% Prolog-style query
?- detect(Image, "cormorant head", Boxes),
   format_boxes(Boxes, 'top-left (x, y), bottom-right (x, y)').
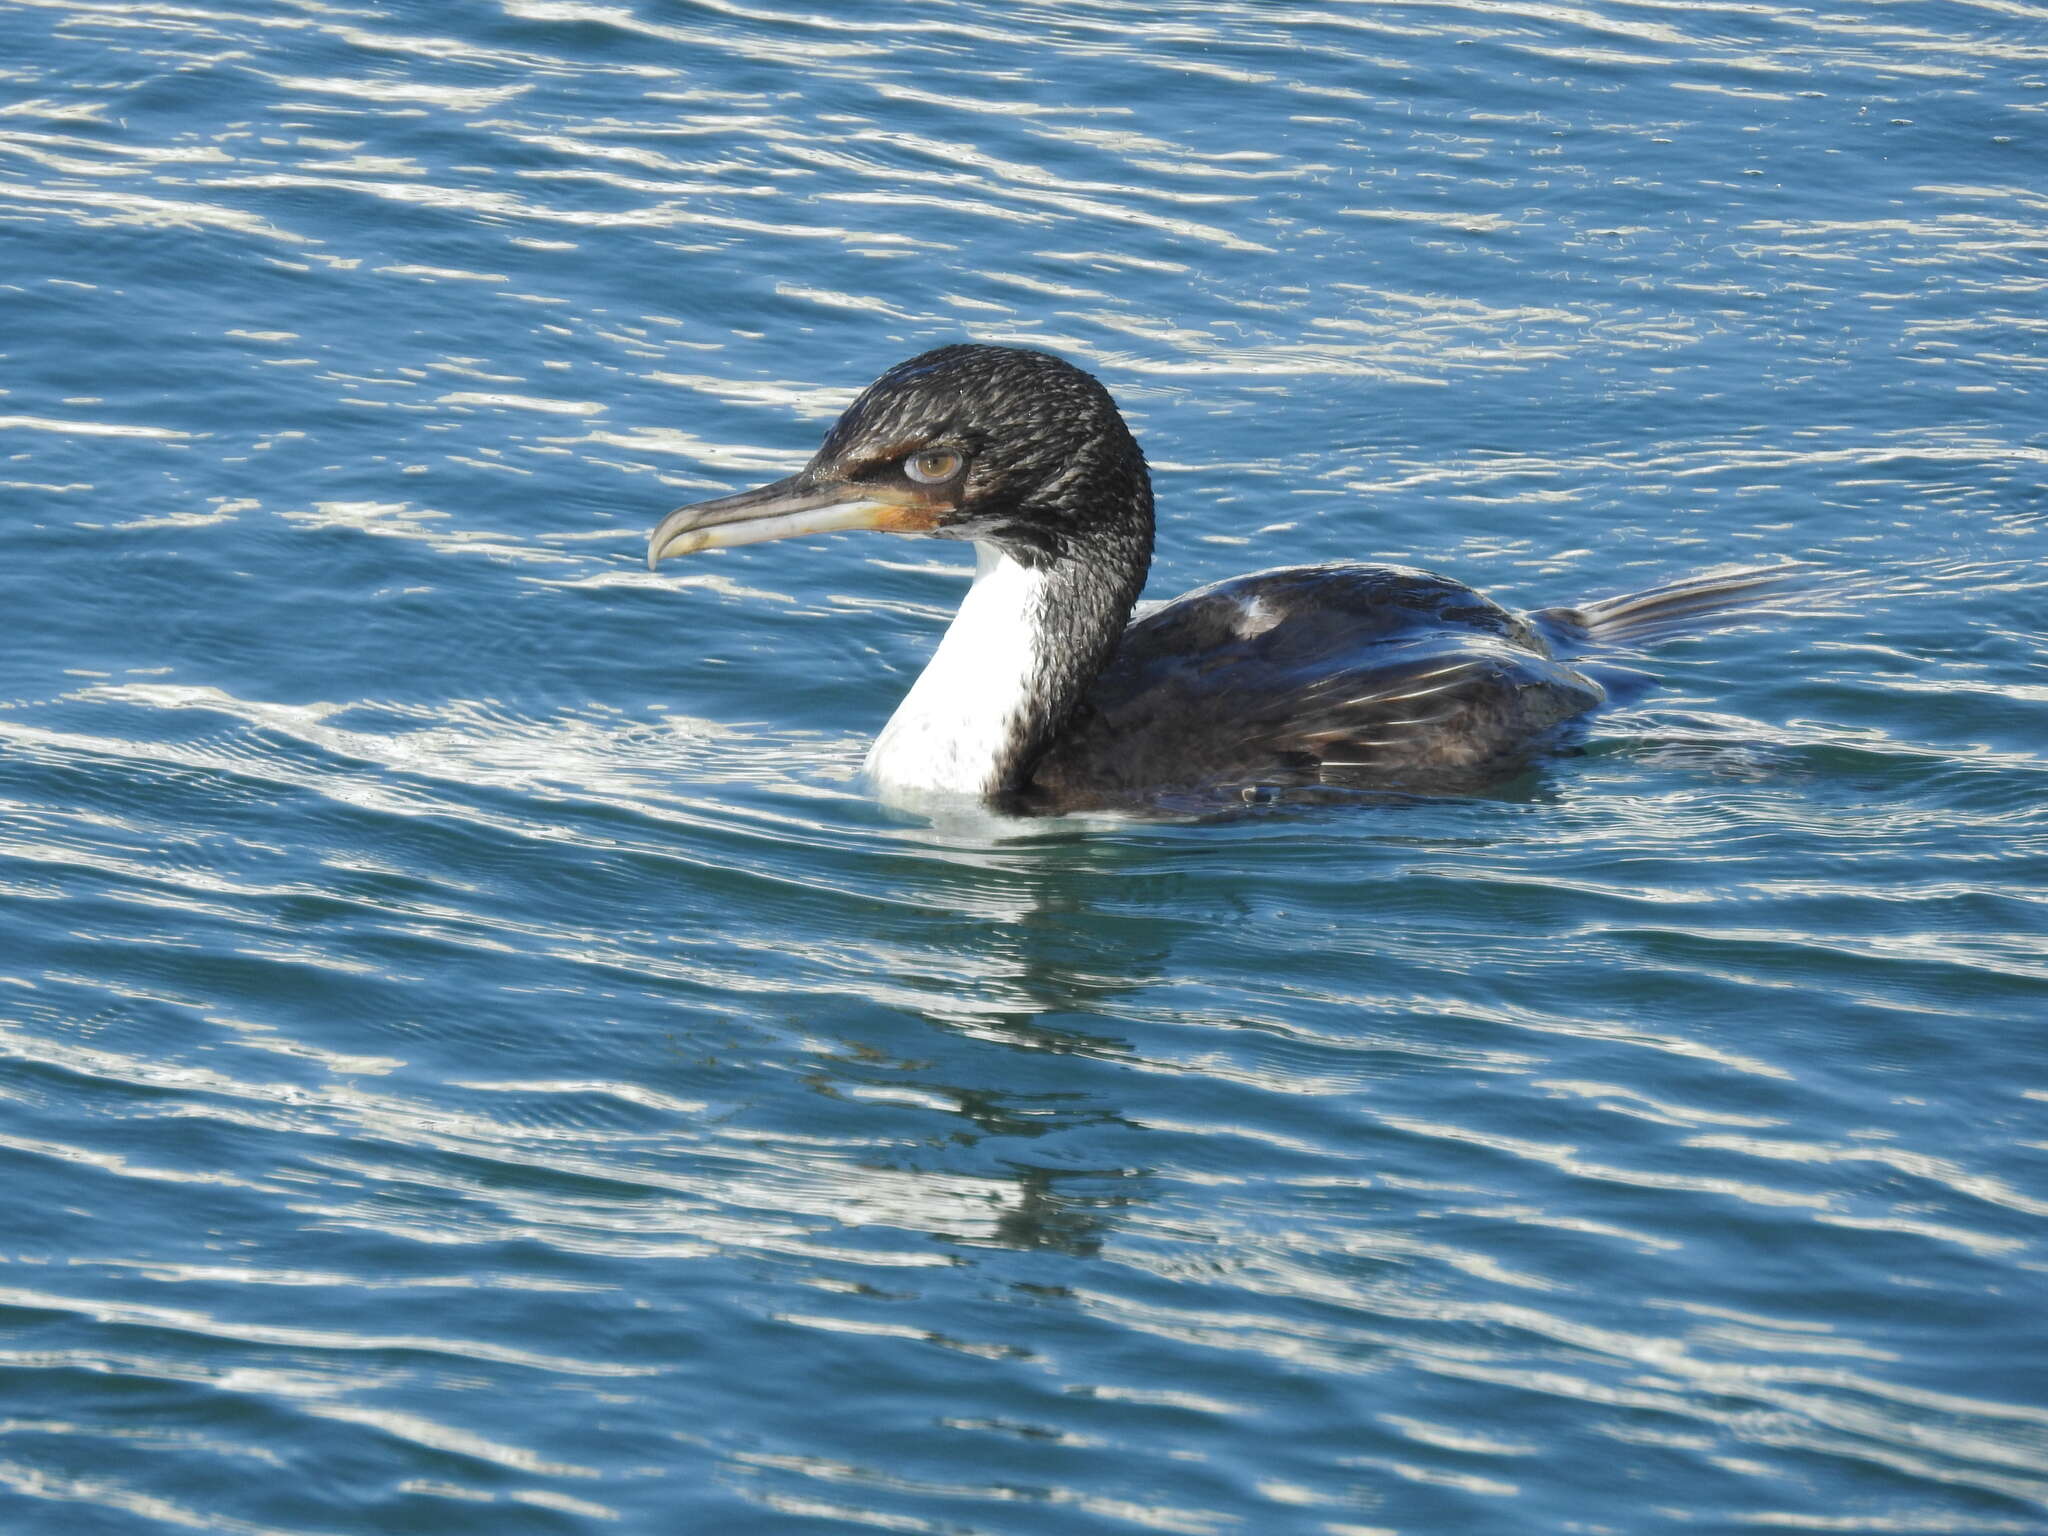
top-left (647, 344), bottom-right (1154, 573)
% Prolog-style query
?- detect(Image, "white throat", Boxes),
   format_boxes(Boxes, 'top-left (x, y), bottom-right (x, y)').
top-left (864, 543), bottom-right (1050, 799)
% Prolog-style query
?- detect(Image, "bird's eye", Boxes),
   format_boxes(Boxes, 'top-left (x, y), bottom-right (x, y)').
top-left (903, 449), bottom-right (964, 485)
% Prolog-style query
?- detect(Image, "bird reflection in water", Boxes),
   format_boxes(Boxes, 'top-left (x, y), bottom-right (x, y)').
top-left (785, 839), bottom-right (1184, 1258)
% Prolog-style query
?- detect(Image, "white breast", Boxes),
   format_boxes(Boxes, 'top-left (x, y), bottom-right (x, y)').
top-left (864, 544), bottom-right (1049, 799)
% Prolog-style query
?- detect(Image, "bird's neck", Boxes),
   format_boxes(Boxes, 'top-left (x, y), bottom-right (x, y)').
top-left (864, 539), bottom-right (1139, 802)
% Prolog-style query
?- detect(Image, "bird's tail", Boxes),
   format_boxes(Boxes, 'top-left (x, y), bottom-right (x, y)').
top-left (1529, 564), bottom-right (1837, 654)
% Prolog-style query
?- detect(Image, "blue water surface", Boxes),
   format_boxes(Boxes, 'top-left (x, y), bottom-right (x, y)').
top-left (3, 1), bottom-right (2046, 1532)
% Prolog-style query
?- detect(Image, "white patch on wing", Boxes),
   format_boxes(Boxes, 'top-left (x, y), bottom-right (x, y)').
top-left (864, 543), bottom-right (1047, 799)
top-left (1235, 593), bottom-right (1283, 639)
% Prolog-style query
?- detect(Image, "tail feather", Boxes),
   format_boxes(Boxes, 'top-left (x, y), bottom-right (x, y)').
top-left (1531, 564), bottom-right (1837, 653)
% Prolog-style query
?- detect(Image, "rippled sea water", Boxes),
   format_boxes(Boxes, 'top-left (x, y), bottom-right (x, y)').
top-left (4, 2), bottom-right (2047, 1532)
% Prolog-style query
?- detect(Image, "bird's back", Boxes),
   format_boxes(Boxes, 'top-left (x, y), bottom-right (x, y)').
top-left (1021, 563), bottom-right (1606, 810)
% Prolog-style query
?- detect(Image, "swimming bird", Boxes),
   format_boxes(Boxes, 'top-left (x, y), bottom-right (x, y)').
top-left (647, 344), bottom-right (1799, 815)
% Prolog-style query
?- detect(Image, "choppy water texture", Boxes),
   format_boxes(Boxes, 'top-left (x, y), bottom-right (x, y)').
top-left (4, 1), bottom-right (2047, 1531)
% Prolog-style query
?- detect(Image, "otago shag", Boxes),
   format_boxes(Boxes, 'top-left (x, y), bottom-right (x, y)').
top-left (647, 344), bottom-right (1801, 815)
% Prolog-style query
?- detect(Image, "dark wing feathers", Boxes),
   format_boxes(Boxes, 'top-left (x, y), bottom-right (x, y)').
top-left (1027, 564), bottom-right (1605, 807)
top-left (1013, 559), bottom-right (1827, 812)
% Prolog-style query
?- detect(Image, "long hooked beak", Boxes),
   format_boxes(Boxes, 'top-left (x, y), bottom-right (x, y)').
top-left (646, 474), bottom-right (941, 569)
